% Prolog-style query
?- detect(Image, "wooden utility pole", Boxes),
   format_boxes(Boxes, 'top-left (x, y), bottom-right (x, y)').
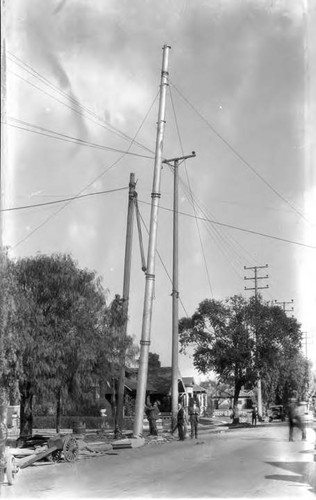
top-left (115, 173), bottom-right (136, 438)
top-left (133, 45), bottom-right (171, 437)
top-left (244, 265), bottom-right (269, 420)
top-left (163, 152), bottom-right (196, 430)
top-left (274, 299), bottom-right (294, 316)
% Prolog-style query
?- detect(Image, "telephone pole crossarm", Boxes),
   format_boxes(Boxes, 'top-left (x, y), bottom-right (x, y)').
top-left (274, 299), bottom-right (294, 314)
top-left (162, 151), bottom-right (196, 166)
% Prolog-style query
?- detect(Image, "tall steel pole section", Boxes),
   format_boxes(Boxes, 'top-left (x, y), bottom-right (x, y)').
top-left (133, 45), bottom-right (171, 436)
top-left (115, 173), bottom-right (136, 437)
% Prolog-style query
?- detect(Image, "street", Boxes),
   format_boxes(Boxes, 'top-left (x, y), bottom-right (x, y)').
top-left (1, 422), bottom-right (315, 499)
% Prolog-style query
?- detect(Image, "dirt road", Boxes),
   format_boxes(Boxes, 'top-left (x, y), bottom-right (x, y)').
top-left (1, 423), bottom-right (315, 498)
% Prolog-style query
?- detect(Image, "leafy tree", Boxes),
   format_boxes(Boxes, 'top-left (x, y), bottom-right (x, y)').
top-left (148, 352), bottom-right (161, 370)
top-left (0, 249), bottom-right (20, 407)
top-left (6, 253), bottom-right (126, 434)
top-left (9, 254), bottom-right (108, 434)
top-left (179, 294), bottom-right (303, 421)
top-left (263, 351), bottom-right (312, 407)
top-left (2, 252), bottom-right (140, 434)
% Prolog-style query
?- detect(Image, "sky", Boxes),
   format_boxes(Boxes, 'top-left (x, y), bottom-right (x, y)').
top-left (2, 0), bottom-right (316, 380)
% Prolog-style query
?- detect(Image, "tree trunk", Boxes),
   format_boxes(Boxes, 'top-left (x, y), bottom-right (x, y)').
top-left (19, 382), bottom-right (34, 436)
top-left (56, 388), bottom-right (61, 434)
top-left (232, 380), bottom-right (243, 425)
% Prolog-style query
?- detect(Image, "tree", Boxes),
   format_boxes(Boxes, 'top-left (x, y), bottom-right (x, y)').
top-left (263, 351), bottom-right (312, 407)
top-left (1, 252), bottom-right (140, 435)
top-left (8, 254), bottom-right (111, 434)
top-left (179, 294), bottom-right (303, 422)
top-left (148, 352), bottom-right (161, 370)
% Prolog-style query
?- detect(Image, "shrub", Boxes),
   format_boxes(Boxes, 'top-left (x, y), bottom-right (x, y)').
top-left (33, 415), bottom-right (115, 429)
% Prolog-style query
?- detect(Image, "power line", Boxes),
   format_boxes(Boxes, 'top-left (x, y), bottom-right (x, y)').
top-left (168, 85), bottom-right (213, 298)
top-left (3, 118), bottom-right (155, 160)
top-left (7, 52), bottom-right (155, 155)
top-left (1, 187), bottom-right (128, 212)
top-left (138, 200), bottom-right (316, 249)
top-left (137, 206), bottom-right (189, 317)
top-left (170, 81), bottom-right (311, 226)
top-left (11, 93), bottom-right (158, 249)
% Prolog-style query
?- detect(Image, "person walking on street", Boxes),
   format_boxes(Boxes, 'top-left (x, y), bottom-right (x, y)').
top-left (189, 401), bottom-right (200, 439)
top-left (252, 406), bottom-right (258, 426)
top-left (288, 398), bottom-right (306, 441)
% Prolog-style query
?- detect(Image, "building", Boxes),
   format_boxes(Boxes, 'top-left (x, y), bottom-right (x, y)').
top-left (211, 388), bottom-right (254, 417)
top-left (182, 377), bottom-right (207, 415)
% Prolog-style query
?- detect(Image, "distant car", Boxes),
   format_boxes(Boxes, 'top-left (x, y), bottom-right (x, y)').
top-left (268, 405), bottom-right (286, 422)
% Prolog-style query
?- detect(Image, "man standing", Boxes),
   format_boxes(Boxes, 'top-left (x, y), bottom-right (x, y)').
top-left (171, 403), bottom-right (186, 441)
top-left (145, 400), bottom-right (160, 436)
top-left (189, 400), bottom-right (200, 439)
top-left (252, 406), bottom-right (258, 426)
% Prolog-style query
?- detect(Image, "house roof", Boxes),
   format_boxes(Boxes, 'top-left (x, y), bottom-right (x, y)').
top-left (192, 384), bottom-right (207, 393)
top-left (182, 377), bottom-right (206, 393)
top-left (147, 367), bottom-right (185, 394)
top-left (182, 376), bottom-right (195, 387)
top-left (105, 366), bottom-right (188, 396)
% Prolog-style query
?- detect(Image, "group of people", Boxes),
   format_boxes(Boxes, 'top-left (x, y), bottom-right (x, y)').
top-left (145, 397), bottom-right (201, 440)
top-left (172, 399), bottom-right (200, 441)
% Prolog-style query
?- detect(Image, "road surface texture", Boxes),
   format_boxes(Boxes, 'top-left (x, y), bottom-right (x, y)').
top-left (1, 422), bottom-right (315, 499)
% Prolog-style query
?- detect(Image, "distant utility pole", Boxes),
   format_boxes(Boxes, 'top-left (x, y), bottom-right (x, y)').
top-left (274, 299), bottom-right (294, 316)
top-left (244, 265), bottom-right (269, 420)
top-left (302, 331), bottom-right (311, 359)
top-left (162, 152), bottom-right (196, 430)
top-left (115, 173), bottom-right (136, 438)
top-left (133, 44), bottom-right (171, 437)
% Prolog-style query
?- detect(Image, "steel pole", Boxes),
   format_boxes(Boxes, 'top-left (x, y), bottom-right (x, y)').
top-left (115, 173), bottom-right (136, 437)
top-left (133, 45), bottom-right (171, 436)
top-left (171, 160), bottom-right (179, 429)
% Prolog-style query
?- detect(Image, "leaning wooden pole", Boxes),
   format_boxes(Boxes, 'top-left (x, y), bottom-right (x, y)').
top-left (133, 45), bottom-right (171, 437)
top-left (115, 173), bottom-right (136, 437)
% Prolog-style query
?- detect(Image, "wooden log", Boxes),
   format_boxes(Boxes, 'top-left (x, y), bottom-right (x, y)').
top-left (18, 446), bottom-right (58, 469)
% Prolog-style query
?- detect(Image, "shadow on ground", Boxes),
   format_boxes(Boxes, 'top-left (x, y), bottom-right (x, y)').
top-left (265, 461), bottom-right (316, 494)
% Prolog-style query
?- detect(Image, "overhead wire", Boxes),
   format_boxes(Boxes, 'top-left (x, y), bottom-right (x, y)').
top-left (136, 206), bottom-right (189, 317)
top-left (4, 117), bottom-right (154, 160)
top-left (7, 51), bottom-right (155, 155)
top-left (11, 92), bottom-right (159, 249)
top-left (168, 85), bottom-right (256, 287)
top-left (177, 176), bottom-right (254, 275)
top-left (137, 200), bottom-right (316, 249)
top-left (1, 187), bottom-right (128, 212)
top-left (170, 81), bottom-right (311, 226)
top-left (168, 85), bottom-right (214, 298)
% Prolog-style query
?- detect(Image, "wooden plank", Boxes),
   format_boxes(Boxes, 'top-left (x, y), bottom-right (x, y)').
top-left (18, 446), bottom-right (58, 469)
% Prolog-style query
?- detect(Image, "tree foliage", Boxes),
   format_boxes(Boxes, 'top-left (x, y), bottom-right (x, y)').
top-left (0, 249), bottom-right (20, 406)
top-left (1, 252), bottom-right (138, 434)
top-left (179, 294), bottom-right (303, 409)
top-left (148, 352), bottom-right (161, 370)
